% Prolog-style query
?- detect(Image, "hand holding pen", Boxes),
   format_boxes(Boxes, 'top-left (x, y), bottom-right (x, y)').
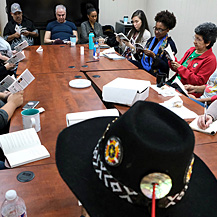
top-left (197, 102), bottom-right (213, 129)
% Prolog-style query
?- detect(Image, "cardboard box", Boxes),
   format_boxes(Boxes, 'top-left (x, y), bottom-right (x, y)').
top-left (102, 78), bottom-right (151, 106)
top-left (66, 108), bottom-right (119, 127)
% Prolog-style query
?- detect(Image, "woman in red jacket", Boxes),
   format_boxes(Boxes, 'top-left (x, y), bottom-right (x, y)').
top-left (170, 22), bottom-right (217, 90)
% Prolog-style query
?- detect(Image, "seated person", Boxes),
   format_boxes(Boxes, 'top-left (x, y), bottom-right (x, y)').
top-left (197, 99), bottom-right (217, 130)
top-left (184, 69), bottom-right (217, 103)
top-left (0, 59), bottom-right (16, 81)
top-left (116, 10), bottom-right (151, 60)
top-left (0, 36), bottom-right (13, 58)
top-left (80, 3), bottom-right (105, 44)
top-left (44, 4), bottom-right (78, 44)
top-left (0, 90), bottom-right (23, 169)
top-left (3, 3), bottom-right (39, 50)
top-left (131, 10), bottom-right (177, 77)
top-left (169, 22), bottom-right (217, 96)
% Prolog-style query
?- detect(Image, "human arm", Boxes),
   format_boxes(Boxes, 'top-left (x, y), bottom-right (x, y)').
top-left (176, 51), bottom-right (216, 85)
top-left (151, 38), bottom-right (177, 75)
top-left (22, 30), bottom-right (39, 38)
top-left (197, 100), bottom-right (217, 129)
top-left (44, 31), bottom-right (55, 44)
top-left (150, 39), bottom-right (177, 75)
top-left (80, 22), bottom-right (90, 44)
top-left (72, 30), bottom-right (78, 43)
top-left (0, 53), bottom-right (9, 62)
top-left (184, 84), bottom-right (205, 93)
top-left (1, 91), bottom-right (23, 121)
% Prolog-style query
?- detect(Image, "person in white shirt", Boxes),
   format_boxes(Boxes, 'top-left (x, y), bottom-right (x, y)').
top-left (116, 10), bottom-right (151, 60)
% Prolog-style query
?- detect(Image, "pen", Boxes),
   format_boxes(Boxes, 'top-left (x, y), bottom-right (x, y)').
top-left (86, 60), bottom-right (99, 63)
top-left (204, 101), bottom-right (207, 124)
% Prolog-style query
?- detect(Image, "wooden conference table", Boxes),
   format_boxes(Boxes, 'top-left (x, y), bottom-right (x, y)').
top-left (0, 45), bottom-right (216, 216)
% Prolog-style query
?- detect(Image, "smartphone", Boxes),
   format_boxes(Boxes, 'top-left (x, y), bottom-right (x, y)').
top-left (22, 101), bottom-right (39, 110)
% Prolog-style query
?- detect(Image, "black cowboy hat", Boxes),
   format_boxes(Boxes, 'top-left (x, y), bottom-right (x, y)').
top-left (56, 101), bottom-right (217, 217)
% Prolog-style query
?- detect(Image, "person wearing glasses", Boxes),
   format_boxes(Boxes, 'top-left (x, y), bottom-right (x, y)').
top-left (131, 10), bottom-right (177, 76)
top-left (116, 10), bottom-right (151, 60)
top-left (169, 22), bottom-right (217, 97)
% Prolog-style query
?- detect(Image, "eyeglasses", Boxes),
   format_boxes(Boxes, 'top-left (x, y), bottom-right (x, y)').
top-left (193, 36), bottom-right (203, 42)
top-left (153, 26), bottom-right (167, 33)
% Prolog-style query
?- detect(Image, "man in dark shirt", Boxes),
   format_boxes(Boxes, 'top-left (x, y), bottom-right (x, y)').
top-left (3, 3), bottom-right (39, 49)
top-left (44, 4), bottom-right (78, 44)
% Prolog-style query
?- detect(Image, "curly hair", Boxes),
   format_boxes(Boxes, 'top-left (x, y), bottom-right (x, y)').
top-left (195, 22), bottom-right (217, 49)
top-left (155, 10), bottom-right (176, 30)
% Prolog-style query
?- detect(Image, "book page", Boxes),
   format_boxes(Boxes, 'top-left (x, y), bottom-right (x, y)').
top-left (0, 128), bottom-right (41, 155)
top-left (0, 75), bottom-right (16, 90)
top-left (14, 40), bottom-right (29, 52)
top-left (7, 69), bottom-right (35, 94)
top-left (104, 53), bottom-right (125, 60)
top-left (164, 44), bottom-right (175, 61)
top-left (6, 51), bottom-right (25, 64)
top-left (172, 77), bottom-right (189, 97)
top-left (189, 117), bottom-right (217, 135)
top-left (115, 33), bottom-right (129, 42)
top-left (6, 145), bottom-right (50, 168)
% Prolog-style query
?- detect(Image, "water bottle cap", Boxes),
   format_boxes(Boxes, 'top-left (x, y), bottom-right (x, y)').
top-left (5, 190), bottom-right (17, 200)
top-left (95, 42), bottom-right (98, 45)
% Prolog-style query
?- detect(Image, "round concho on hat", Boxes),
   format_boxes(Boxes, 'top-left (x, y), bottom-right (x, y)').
top-left (104, 136), bottom-right (123, 166)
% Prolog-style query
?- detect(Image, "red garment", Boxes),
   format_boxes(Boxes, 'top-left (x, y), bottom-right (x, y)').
top-left (177, 47), bottom-right (216, 85)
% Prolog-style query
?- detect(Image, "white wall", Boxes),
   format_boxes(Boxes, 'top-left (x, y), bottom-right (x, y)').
top-left (0, 0), bottom-right (7, 35)
top-left (99, 0), bottom-right (147, 28)
top-left (146, 0), bottom-right (217, 59)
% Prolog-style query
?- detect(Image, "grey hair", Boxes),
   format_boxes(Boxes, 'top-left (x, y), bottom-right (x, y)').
top-left (195, 22), bottom-right (217, 49)
top-left (55, 5), bottom-right (66, 13)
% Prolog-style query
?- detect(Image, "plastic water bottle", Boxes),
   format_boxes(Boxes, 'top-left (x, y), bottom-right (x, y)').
top-left (89, 32), bottom-right (94, 50)
top-left (93, 42), bottom-right (100, 59)
top-left (1, 190), bottom-right (27, 217)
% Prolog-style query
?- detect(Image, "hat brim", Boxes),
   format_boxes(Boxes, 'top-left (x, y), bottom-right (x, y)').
top-left (56, 117), bottom-right (217, 217)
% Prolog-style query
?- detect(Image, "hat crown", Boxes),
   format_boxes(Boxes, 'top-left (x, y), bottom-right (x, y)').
top-left (99, 101), bottom-right (195, 196)
top-left (11, 3), bottom-right (22, 13)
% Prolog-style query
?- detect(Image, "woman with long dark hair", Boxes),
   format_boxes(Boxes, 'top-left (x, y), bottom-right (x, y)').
top-left (116, 10), bottom-right (151, 60)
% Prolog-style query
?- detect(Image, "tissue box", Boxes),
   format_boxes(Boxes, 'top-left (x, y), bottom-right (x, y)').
top-left (102, 77), bottom-right (151, 106)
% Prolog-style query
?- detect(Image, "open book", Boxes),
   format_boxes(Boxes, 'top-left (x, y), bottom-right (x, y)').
top-left (134, 43), bottom-right (145, 52)
top-left (6, 51), bottom-right (25, 64)
top-left (66, 109), bottom-right (119, 127)
top-left (189, 117), bottom-right (217, 135)
top-left (0, 128), bottom-right (50, 168)
top-left (164, 44), bottom-right (175, 61)
top-left (14, 40), bottom-right (29, 52)
top-left (0, 69), bottom-right (35, 93)
top-left (115, 33), bottom-right (130, 42)
top-left (171, 77), bottom-right (189, 97)
top-left (104, 53), bottom-right (125, 60)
